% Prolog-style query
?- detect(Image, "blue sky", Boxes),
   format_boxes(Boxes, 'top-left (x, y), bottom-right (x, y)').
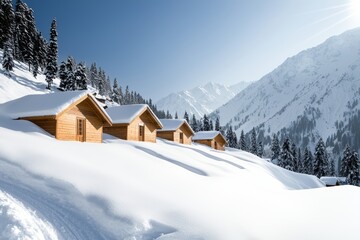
top-left (26, 0), bottom-right (360, 101)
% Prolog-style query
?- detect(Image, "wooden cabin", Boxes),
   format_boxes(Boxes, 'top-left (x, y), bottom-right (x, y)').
top-left (192, 131), bottom-right (227, 151)
top-left (4, 91), bottom-right (112, 143)
top-left (320, 177), bottom-right (346, 187)
top-left (104, 104), bottom-right (163, 142)
top-left (157, 119), bottom-right (194, 144)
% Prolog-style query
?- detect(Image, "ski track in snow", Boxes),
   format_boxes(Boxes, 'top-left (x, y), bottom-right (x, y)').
top-left (0, 159), bottom-right (120, 240)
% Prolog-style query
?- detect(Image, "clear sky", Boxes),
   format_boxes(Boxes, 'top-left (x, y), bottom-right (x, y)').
top-left (25, 0), bottom-right (360, 101)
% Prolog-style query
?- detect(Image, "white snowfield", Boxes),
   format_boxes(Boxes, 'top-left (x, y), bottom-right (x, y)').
top-left (1, 52), bottom-right (360, 240)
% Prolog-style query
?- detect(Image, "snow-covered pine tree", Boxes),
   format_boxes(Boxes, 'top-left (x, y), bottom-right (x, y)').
top-left (111, 78), bottom-right (121, 104)
top-left (89, 63), bottom-right (98, 87)
top-left (58, 61), bottom-right (67, 90)
top-left (348, 151), bottom-right (360, 186)
top-left (279, 138), bottom-right (294, 171)
top-left (23, 6), bottom-right (36, 70)
top-left (303, 147), bottom-right (311, 174)
top-left (45, 19), bottom-right (58, 90)
top-left (65, 56), bottom-right (75, 90)
top-left (250, 128), bottom-right (257, 155)
top-left (14, 0), bottom-right (27, 61)
top-left (166, 110), bottom-right (172, 119)
top-left (37, 33), bottom-right (47, 70)
top-left (339, 145), bottom-right (359, 185)
top-left (74, 63), bottom-right (87, 90)
top-left (226, 126), bottom-right (237, 148)
top-left (257, 141), bottom-right (263, 158)
top-left (239, 130), bottom-right (247, 151)
top-left (32, 32), bottom-right (41, 78)
top-left (124, 85), bottom-right (130, 103)
top-left (190, 114), bottom-right (198, 132)
top-left (2, 39), bottom-right (15, 76)
top-left (291, 143), bottom-right (298, 172)
top-left (270, 134), bottom-right (281, 162)
top-left (215, 117), bottom-right (220, 131)
top-left (203, 114), bottom-right (210, 131)
top-left (0, 0), bottom-right (15, 49)
top-left (313, 138), bottom-right (327, 178)
top-left (329, 158), bottom-right (336, 176)
top-left (209, 119), bottom-right (214, 130)
top-left (297, 148), bottom-right (303, 173)
top-left (184, 111), bottom-right (189, 123)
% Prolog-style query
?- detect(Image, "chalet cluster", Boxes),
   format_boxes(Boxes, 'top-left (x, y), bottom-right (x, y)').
top-left (4, 91), bottom-right (226, 150)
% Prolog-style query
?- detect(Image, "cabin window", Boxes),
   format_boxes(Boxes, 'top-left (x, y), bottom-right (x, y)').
top-left (76, 118), bottom-right (86, 142)
top-left (139, 125), bottom-right (145, 141)
top-left (180, 132), bottom-right (184, 144)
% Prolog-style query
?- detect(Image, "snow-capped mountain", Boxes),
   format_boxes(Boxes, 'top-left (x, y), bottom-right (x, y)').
top-left (215, 27), bottom-right (360, 149)
top-left (156, 81), bottom-right (251, 118)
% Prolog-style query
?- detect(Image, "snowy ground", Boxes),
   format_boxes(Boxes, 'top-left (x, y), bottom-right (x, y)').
top-left (1, 55), bottom-right (360, 240)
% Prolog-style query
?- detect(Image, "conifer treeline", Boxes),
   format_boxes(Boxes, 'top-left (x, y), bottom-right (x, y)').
top-left (1, 0), bottom-right (49, 78)
top-left (0, 0), bottom-right (170, 118)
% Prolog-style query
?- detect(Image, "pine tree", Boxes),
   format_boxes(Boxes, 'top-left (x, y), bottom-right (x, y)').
top-left (14, 0), bottom-right (27, 61)
top-left (257, 141), bottom-right (263, 158)
top-left (279, 138), bottom-right (294, 171)
top-left (45, 19), bottom-right (58, 90)
top-left (0, 0), bottom-right (15, 49)
top-left (191, 114), bottom-right (198, 132)
top-left (203, 114), bottom-right (210, 131)
top-left (74, 63), bottom-right (87, 90)
top-left (239, 130), bottom-right (247, 151)
top-left (226, 126), bottom-right (237, 148)
top-left (23, 6), bottom-right (36, 70)
top-left (32, 33), bottom-right (41, 78)
top-left (2, 39), bottom-right (15, 76)
top-left (313, 138), bottom-right (327, 178)
top-left (297, 148), bottom-right (303, 173)
top-left (175, 112), bottom-right (178, 119)
top-left (111, 78), bottom-right (121, 104)
top-left (291, 143), bottom-right (298, 172)
top-left (329, 158), bottom-right (336, 176)
top-left (184, 111), bottom-right (189, 123)
top-left (270, 134), bottom-right (281, 162)
top-left (58, 61), bottom-right (67, 90)
top-left (250, 128), bottom-right (257, 155)
top-left (209, 119), bottom-right (214, 130)
top-left (37, 33), bottom-right (47, 70)
top-left (339, 145), bottom-right (360, 185)
top-left (303, 147), bottom-right (312, 174)
top-left (215, 117), bottom-right (220, 131)
top-left (65, 56), bottom-right (75, 90)
top-left (348, 151), bottom-right (360, 185)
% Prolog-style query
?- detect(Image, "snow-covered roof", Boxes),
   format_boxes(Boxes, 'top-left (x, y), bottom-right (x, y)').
top-left (192, 131), bottom-right (225, 141)
top-left (106, 104), bottom-right (162, 128)
top-left (0, 91), bottom-right (112, 124)
top-left (320, 177), bottom-right (340, 186)
top-left (157, 119), bottom-right (194, 134)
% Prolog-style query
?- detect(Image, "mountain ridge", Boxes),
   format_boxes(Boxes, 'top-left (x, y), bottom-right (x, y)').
top-left (156, 81), bottom-right (251, 118)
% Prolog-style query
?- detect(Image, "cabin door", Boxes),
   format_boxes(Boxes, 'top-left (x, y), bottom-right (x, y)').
top-left (76, 118), bottom-right (86, 142)
top-left (139, 125), bottom-right (145, 141)
top-left (214, 141), bottom-right (218, 150)
top-left (179, 132), bottom-right (184, 144)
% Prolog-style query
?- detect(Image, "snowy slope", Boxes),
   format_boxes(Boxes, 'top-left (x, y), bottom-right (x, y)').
top-left (1, 50), bottom-right (360, 240)
top-left (0, 190), bottom-right (57, 240)
top-left (156, 81), bottom-right (251, 118)
top-left (215, 27), bottom-right (360, 141)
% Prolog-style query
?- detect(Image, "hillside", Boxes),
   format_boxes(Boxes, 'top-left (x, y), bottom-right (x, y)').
top-left (214, 27), bottom-right (360, 150)
top-left (156, 81), bottom-right (251, 118)
top-left (1, 56), bottom-right (360, 240)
